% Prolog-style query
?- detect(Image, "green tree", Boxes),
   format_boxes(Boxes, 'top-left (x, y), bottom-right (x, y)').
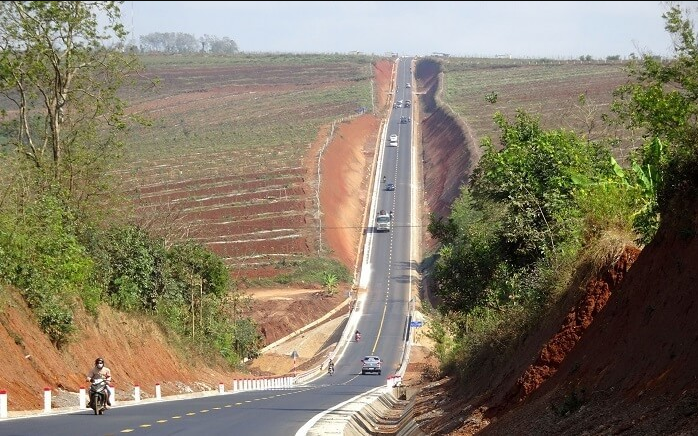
top-left (611, 5), bottom-right (698, 217)
top-left (98, 225), bottom-right (167, 312)
top-left (0, 1), bottom-right (143, 216)
top-left (167, 241), bottom-right (230, 338)
top-left (471, 110), bottom-right (614, 266)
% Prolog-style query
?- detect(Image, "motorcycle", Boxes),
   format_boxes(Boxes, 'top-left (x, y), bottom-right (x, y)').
top-left (88, 378), bottom-right (110, 415)
top-left (355, 332), bottom-right (361, 342)
top-left (327, 365), bottom-right (335, 376)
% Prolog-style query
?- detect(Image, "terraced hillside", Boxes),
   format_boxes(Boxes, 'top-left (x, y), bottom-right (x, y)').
top-left (112, 54), bottom-right (391, 280)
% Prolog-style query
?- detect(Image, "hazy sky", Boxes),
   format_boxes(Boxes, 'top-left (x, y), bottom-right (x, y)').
top-left (123, 1), bottom-right (678, 59)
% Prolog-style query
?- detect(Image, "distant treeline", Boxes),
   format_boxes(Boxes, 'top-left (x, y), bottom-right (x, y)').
top-left (138, 32), bottom-right (239, 54)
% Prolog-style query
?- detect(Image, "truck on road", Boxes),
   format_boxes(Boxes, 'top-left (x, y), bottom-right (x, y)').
top-left (376, 209), bottom-right (391, 232)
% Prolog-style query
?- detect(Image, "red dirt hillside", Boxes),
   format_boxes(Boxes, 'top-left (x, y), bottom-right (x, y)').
top-left (477, 206), bottom-right (698, 434)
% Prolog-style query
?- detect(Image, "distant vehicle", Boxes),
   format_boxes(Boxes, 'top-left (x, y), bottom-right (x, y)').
top-left (404, 100), bottom-right (411, 108)
top-left (386, 183), bottom-right (395, 191)
top-left (405, 83), bottom-right (411, 88)
top-left (389, 133), bottom-right (398, 146)
top-left (361, 355), bottom-right (383, 375)
top-left (375, 210), bottom-right (391, 232)
top-left (400, 116), bottom-right (411, 124)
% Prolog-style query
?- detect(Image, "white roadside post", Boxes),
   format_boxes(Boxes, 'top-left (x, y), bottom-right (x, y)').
top-left (79, 387), bottom-right (86, 409)
top-left (0, 389), bottom-right (7, 418)
top-left (43, 387), bottom-right (51, 413)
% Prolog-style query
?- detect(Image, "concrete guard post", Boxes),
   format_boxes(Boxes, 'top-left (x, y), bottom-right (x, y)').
top-left (0, 390), bottom-right (7, 418)
top-left (79, 387), bottom-right (86, 409)
top-left (43, 387), bottom-right (51, 413)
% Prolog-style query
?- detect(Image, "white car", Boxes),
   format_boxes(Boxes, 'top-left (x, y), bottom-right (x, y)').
top-left (389, 134), bottom-right (398, 142)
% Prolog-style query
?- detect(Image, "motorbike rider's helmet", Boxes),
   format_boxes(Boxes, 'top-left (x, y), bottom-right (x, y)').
top-left (95, 357), bottom-right (105, 366)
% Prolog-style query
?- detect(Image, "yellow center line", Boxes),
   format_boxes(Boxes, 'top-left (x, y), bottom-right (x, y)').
top-left (372, 300), bottom-right (389, 354)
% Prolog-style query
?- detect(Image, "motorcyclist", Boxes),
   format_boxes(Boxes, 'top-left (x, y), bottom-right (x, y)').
top-left (355, 330), bottom-right (361, 341)
top-left (86, 357), bottom-right (112, 407)
top-left (327, 359), bottom-right (335, 374)
top-left (382, 175), bottom-right (386, 183)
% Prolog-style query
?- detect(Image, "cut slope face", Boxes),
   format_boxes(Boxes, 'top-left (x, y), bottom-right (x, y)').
top-left (478, 208), bottom-right (698, 435)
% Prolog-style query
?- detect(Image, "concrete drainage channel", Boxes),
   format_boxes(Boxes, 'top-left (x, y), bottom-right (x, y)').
top-left (298, 385), bottom-right (425, 436)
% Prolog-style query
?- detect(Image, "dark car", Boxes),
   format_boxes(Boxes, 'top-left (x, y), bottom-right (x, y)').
top-left (386, 183), bottom-right (395, 191)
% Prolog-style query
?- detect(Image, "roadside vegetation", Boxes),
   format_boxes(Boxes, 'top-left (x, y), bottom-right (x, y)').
top-left (424, 5), bottom-right (698, 380)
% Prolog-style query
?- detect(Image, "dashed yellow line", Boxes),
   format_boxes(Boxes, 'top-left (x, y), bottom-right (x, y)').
top-left (116, 389), bottom-right (320, 433)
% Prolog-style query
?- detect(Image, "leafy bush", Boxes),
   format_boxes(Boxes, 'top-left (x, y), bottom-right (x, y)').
top-left (37, 297), bottom-right (75, 348)
top-left (0, 194), bottom-right (94, 344)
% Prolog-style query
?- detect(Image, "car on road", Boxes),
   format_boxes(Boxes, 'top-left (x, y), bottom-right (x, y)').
top-left (400, 116), bottom-right (411, 124)
top-left (405, 83), bottom-right (411, 88)
top-left (361, 355), bottom-right (383, 375)
top-left (389, 134), bottom-right (398, 142)
top-left (386, 183), bottom-right (395, 191)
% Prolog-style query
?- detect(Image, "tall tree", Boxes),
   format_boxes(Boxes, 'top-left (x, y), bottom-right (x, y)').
top-left (0, 1), bottom-right (143, 215)
top-left (611, 4), bottom-right (698, 217)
